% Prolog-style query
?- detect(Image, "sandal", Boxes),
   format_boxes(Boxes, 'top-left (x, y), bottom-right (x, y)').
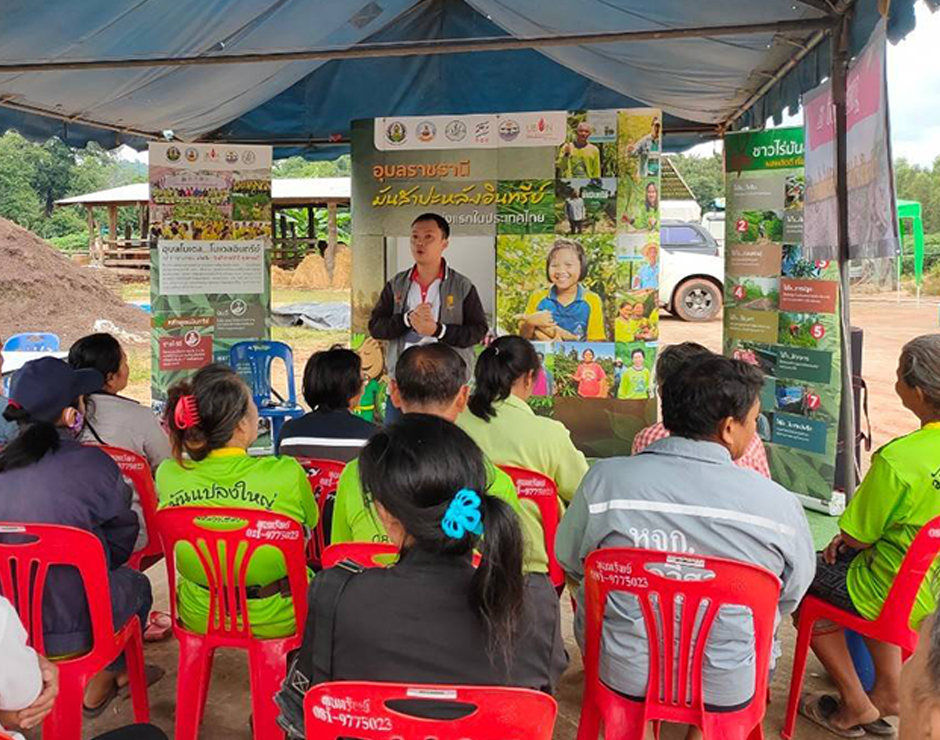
top-left (798, 694), bottom-right (866, 738)
top-left (143, 611), bottom-right (172, 642)
top-left (861, 718), bottom-right (896, 737)
top-left (82, 680), bottom-right (119, 719)
top-left (118, 663), bottom-right (166, 698)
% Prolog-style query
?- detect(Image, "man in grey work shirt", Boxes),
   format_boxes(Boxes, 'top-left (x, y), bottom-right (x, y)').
top-left (557, 355), bottom-right (815, 709)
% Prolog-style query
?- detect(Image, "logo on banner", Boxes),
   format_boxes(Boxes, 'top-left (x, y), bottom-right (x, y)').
top-left (242, 150), bottom-right (256, 165)
top-left (206, 148), bottom-right (220, 163)
top-left (230, 299), bottom-right (248, 317)
top-left (225, 151), bottom-right (239, 164)
top-left (498, 118), bottom-right (520, 142)
top-left (445, 120), bottom-right (467, 142)
top-left (185, 148), bottom-right (199, 163)
top-left (474, 121), bottom-right (491, 144)
top-left (524, 116), bottom-right (556, 142)
top-left (385, 121), bottom-right (407, 146)
top-left (166, 147), bottom-right (181, 163)
top-left (416, 121), bottom-right (436, 143)
top-left (184, 330), bottom-right (201, 347)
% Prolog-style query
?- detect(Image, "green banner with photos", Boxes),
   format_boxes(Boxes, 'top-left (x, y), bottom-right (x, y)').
top-left (723, 128), bottom-right (843, 510)
top-left (148, 143), bottom-right (273, 410)
top-left (351, 109), bottom-right (662, 457)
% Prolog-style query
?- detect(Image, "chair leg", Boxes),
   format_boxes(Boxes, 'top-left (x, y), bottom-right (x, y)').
top-left (42, 669), bottom-right (85, 740)
top-left (575, 696), bottom-right (602, 740)
top-left (175, 636), bottom-right (214, 740)
top-left (249, 644), bottom-right (288, 740)
top-left (782, 614), bottom-right (816, 740)
top-left (124, 622), bottom-right (151, 723)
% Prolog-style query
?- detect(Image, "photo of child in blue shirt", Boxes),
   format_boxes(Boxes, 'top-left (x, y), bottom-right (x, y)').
top-left (519, 239), bottom-right (606, 342)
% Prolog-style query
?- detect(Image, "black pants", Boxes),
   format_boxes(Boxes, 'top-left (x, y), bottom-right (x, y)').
top-left (92, 724), bottom-right (167, 740)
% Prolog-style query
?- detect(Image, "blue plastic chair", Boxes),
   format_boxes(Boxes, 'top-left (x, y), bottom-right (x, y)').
top-left (228, 340), bottom-right (304, 445)
top-left (3, 333), bottom-right (61, 352)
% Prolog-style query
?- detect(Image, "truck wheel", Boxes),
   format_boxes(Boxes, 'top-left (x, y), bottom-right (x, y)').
top-left (673, 278), bottom-right (722, 322)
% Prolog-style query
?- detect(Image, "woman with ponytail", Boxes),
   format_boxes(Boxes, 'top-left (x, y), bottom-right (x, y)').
top-left (278, 414), bottom-right (562, 737)
top-left (458, 335), bottom-right (588, 502)
top-left (156, 363), bottom-right (317, 637)
top-left (0, 358), bottom-right (155, 716)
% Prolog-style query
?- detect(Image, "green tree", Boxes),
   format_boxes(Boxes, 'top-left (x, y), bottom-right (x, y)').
top-left (273, 155), bottom-right (350, 178)
top-left (669, 153), bottom-right (723, 210)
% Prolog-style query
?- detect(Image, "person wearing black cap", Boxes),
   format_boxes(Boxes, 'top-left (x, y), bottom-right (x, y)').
top-left (0, 357), bottom-right (157, 716)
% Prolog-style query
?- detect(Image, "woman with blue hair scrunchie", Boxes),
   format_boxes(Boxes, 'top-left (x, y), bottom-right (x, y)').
top-left (280, 414), bottom-right (562, 737)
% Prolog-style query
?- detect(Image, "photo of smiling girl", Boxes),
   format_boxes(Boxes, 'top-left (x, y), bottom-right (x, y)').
top-left (518, 238), bottom-right (606, 342)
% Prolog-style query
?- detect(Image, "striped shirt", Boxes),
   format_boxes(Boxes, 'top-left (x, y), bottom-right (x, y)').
top-left (632, 421), bottom-right (771, 479)
top-left (276, 409), bottom-right (375, 463)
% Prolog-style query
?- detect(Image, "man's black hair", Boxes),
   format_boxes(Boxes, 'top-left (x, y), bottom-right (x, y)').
top-left (662, 356), bottom-right (764, 440)
top-left (631, 348), bottom-right (646, 358)
top-left (302, 348), bottom-right (362, 412)
top-left (655, 342), bottom-right (711, 390)
top-left (395, 343), bottom-right (467, 406)
top-left (412, 212), bottom-right (450, 239)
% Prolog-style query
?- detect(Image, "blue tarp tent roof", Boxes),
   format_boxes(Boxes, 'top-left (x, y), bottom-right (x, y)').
top-left (0, 0), bottom-right (926, 158)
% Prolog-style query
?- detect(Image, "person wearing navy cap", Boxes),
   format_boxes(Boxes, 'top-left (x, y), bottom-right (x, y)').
top-left (0, 358), bottom-right (159, 716)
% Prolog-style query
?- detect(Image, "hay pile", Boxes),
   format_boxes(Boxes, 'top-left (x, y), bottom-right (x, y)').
top-left (0, 217), bottom-right (150, 345)
top-left (331, 246), bottom-right (351, 289)
top-left (272, 247), bottom-right (351, 290)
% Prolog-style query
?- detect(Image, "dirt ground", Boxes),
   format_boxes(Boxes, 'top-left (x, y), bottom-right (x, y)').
top-left (65, 293), bottom-right (938, 740)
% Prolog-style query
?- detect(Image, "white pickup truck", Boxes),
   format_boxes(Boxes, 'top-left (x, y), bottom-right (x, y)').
top-left (659, 219), bottom-right (725, 322)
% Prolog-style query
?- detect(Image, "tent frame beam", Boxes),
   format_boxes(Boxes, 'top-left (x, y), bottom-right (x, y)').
top-left (0, 17), bottom-right (834, 74)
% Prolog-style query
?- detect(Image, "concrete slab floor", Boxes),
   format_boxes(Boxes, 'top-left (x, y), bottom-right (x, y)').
top-left (56, 565), bottom-right (891, 740)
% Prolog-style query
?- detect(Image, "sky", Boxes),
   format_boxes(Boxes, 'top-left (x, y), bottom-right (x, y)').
top-left (118, 3), bottom-right (939, 167)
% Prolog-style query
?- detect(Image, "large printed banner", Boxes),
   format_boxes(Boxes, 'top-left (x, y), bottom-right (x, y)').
top-left (352, 109), bottom-right (662, 456)
top-left (724, 128), bottom-right (844, 511)
top-left (802, 20), bottom-right (898, 260)
top-left (149, 143), bottom-right (273, 407)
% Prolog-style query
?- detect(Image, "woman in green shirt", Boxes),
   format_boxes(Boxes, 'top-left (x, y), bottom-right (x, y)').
top-left (457, 335), bottom-right (588, 503)
top-left (800, 335), bottom-right (940, 736)
top-left (157, 364), bottom-right (318, 638)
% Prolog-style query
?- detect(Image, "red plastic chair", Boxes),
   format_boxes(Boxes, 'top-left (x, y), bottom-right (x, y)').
top-left (0, 523), bottom-right (149, 740)
top-left (499, 464), bottom-right (564, 589)
top-left (156, 507), bottom-right (310, 740)
top-left (304, 681), bottom-right (558, 740)
top-left (293, 457), bottom-right (345, 568)
top-left (321, 542), bottom-right (400, 569)
top-left (576, 547), bottom-right (780, 740)
top-left (98, 445), bottom-right (162, 571)
top-left (782, 516), bottom-right (940, 739)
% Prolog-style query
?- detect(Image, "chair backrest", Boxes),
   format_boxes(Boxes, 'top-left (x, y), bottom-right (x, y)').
top-left (874, 514), bottom-right (940, 634)
top-left (2, 332), bottom-right (60, 352)
top-left (97, 445), bottom-right (161, 570)
top-left (498, 465), bottom-right (563, 588)
top-left (582, 547), bottom-right (780, 729)
top-left (155, 507), bottom-right (308, 639)
top-left (0, 523), bottom-right (116, 655)
top-left (321, 543), bottom-right (400, 569)
top-left (304, 681), bottom-right (557, 740)
top-left (294, 457), bottom-right (346, 566)
top-left (229, 340), bottom-right (297, 408)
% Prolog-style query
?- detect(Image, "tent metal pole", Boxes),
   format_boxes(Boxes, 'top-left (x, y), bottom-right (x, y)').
top-left (832, 16), bottom-right (857, 502)
top-left (0, 18), bottom-right (835, 74)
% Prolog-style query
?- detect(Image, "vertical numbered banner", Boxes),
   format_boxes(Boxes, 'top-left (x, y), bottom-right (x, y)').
top-left (149, 143), bottom-right (273, 407)
top-left (351, 109), bottom-right (661, 456)
top-left (724, 128), bottom-right (843, 508)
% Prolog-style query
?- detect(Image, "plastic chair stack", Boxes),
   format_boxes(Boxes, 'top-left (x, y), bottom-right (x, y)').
top-left (0, 523), bottom-right (149, 740)
top-left (2, 332), bottom-right (61, 352)
top-left (576, 547), bottom-right (779, 740)
top-left (293, 457), bottom-right (345, 567)
top-left (229, 341), bottom-right (304, 444)
top-left (98, 445), bottom-right (163, 572)
top-left (499, 464), bottom-right (565, 590)
top-left (304, 681), bottom-right (557, 740)
top-left (783, 515), bottom-right (940, 739)
top-left (156, 507), bottom-right (310, 740)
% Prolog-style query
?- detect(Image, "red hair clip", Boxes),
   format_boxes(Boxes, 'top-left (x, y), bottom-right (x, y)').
top-left (173, 394), bottom-right (201, 430)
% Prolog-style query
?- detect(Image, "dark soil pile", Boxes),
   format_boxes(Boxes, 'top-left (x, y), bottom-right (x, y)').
top-left (0, 217), bottom-right (150, 345)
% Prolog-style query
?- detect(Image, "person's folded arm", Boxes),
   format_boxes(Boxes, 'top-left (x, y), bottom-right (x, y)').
top-left (438, 286), bottom-right (488, 348)
top-left (368, 283), bottom-right (409, 340)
